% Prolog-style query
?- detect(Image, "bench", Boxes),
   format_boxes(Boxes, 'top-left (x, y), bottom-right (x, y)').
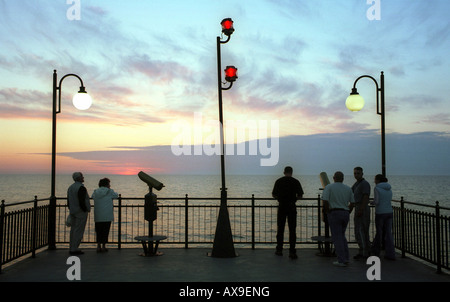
top-left (135, 235), bottom-right (167, 256)
top-left (311, 236), bottom-right (335, 256)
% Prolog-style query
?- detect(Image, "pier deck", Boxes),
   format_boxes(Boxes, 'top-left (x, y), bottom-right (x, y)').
top-left (1, 247), bottom-right (448, 282)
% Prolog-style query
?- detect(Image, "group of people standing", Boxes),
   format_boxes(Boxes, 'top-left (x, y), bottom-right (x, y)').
top-left (66, 168), bottom-right (394, 263)
top-left (272, 166), bottom-right (395, 266)
top-left (67, 172), bottom-right (118, 255)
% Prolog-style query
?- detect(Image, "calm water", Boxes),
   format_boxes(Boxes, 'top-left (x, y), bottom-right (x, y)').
top-left (1, 174), bottom-right (449, 207)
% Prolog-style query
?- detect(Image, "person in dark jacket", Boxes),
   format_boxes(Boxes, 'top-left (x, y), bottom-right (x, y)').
top-left (67, 172), bottom-right (91, 255)
top-left (272, 166), bottom-right (304, 259)
top-left (349, 166), bottom-right (371, 259)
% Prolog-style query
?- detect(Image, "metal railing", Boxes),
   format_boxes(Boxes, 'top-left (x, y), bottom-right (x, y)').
top-left (53, 196), bottom-right (332, 248)
top-left (393, 198), bottom-right (450, 273)
top-left (0, 197), bottom-right (49, 272)
top-left (1, 195), bottom-right (449, 273)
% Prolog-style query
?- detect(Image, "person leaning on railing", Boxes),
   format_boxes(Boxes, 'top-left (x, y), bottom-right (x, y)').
top-left (370, 174), bottom-right (395, 260)
top-left (272, 166), bottom-right (304, 260)
top-left (92, 178), bottom-right (119, 253)
top-left (67, 172), bottom-right (91, 255)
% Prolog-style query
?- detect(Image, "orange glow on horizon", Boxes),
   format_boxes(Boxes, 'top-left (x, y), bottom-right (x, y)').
top-left (104, 166), bottom-right (166, 176)
top-left (116, 169), bottom-right (141, 176)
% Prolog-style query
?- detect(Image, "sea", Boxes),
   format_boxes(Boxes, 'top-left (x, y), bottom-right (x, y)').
top-left (1, 174), bottom-right (449, 208)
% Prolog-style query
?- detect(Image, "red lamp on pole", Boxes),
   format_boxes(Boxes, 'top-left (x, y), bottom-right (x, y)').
top-left (224, 66), bottom-right (238, 82)
top-left (221, 18), bottom-right (234, 36)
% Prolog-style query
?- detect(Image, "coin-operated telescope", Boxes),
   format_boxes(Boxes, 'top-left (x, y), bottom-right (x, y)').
top-left (138, 171), bottom-right (164, 222)
top-left (312, 171), bottom-right (332, 256)
top-left (138, 171), bottom-right (165, 191)
top-left (135, 171), bottom-right (167, 256)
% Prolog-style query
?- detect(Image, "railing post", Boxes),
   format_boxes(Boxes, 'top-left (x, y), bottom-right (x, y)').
top-left (251, 194), bottom-right (255, 250)
top-left (400, 196), bottom-right (406, 258)
top-left (32, 196), bottom-right (38, 258)
top-left (118, 194), bottom-right (122, 250)
top-left (317, 194), bottom-right (322, 238)
top-left (0, 200), bottom-right (5, 273)
top-left (435, 201), bottom-right (442, 274)
top-left (48, 195), bottom-right (57, 250)
top-left (185, 194), bottom-right (189, 249)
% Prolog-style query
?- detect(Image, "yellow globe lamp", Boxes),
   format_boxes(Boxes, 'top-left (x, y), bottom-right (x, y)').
top-left (72, 87), bottom-right (92, 110)
top-left (346, 88), bottom-right (365, 112)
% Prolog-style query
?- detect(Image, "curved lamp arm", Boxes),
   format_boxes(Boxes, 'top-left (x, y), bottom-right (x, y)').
top-left (221, 81), bottom-right (234, 91)
top-left (55, 70), bottom-right (88, 114)
top-left (220, 34), bottom-right (231, 44)
top-left (348, 71), bottom-right (386, 177)
top-left (352, 72), bottom-right (383, 115)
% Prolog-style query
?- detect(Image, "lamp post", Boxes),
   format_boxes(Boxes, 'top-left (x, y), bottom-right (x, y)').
top-left (346, 71), bottom-right (386, 177)
top-left (49, 69), bottom-right (92, 249)
top-left (210, 18), bottom-right (238, 258)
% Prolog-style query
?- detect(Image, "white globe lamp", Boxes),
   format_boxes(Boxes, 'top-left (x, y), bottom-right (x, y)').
top-left (345, 88), bottom-right (365, 112)
top-left (72, 87), bottom-right (92, 110)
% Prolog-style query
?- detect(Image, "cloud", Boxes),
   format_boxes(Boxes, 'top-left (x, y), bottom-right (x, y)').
top-left (0, 84), bottom-right (166, 125)
top-left (124, 54), bottom-right (193, 85)
top-left (419, 113), bottom-right (450, 127)
top-left (265, 0), bottom-right (313, 20)
top-left (1, 0), bottom-right (449, 146)
top-left (0, 88), bottom-right (50, 119)
top-left (396, 95), bottom-right (443, 109)
top-left (225, 73), bottom-right (370, 134)
top-left (86, 5), bottom-right (108, 16)
top-left (388, 66), bottom-right (405, 77)
top-left (32, 131), bottom-right (450, 176)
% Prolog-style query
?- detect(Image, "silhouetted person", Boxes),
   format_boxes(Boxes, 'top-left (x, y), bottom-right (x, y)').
top-left (371, 174), bottom-right (395, 260)
top-left (272, 166), bottom-right (304, 259)
top-left (92, 178), bottom-right (118, 253)
top-left (322, 171), bottom-right (355, 266)
top-left (349, 166), bottom-right (371, 259)
top-left (67, 172), bottom-right (91, 255)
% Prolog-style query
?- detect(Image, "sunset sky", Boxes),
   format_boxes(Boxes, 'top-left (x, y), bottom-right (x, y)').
top-left (0, 0), bottom-right (449, 175)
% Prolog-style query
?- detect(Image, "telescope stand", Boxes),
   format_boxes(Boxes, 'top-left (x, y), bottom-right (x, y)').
top-left (135, 186), bottom-right (167, 256)
top-left (312, 214), bottom-right (335, 257)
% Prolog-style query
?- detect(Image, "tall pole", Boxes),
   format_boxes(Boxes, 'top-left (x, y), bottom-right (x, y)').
top-left (210, 35), bottom-right (237, 258)
top-left (217, 36), bottom-right (227, 200)
top-left (380, 72), bottom-right (386, 177)
top-left (48, 70), bottom-right (89, 250)
top-left (48, 70), bottom-right (58, 250)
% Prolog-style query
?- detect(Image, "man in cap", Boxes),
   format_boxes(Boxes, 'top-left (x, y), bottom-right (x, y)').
top-left (67, 172), bottom-right (91, 255)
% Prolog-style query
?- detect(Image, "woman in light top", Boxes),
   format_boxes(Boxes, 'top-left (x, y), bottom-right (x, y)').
top-left (371, 174), bottom-right (395, 260)
top-left (92, 178), bottom-right (118, 252)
